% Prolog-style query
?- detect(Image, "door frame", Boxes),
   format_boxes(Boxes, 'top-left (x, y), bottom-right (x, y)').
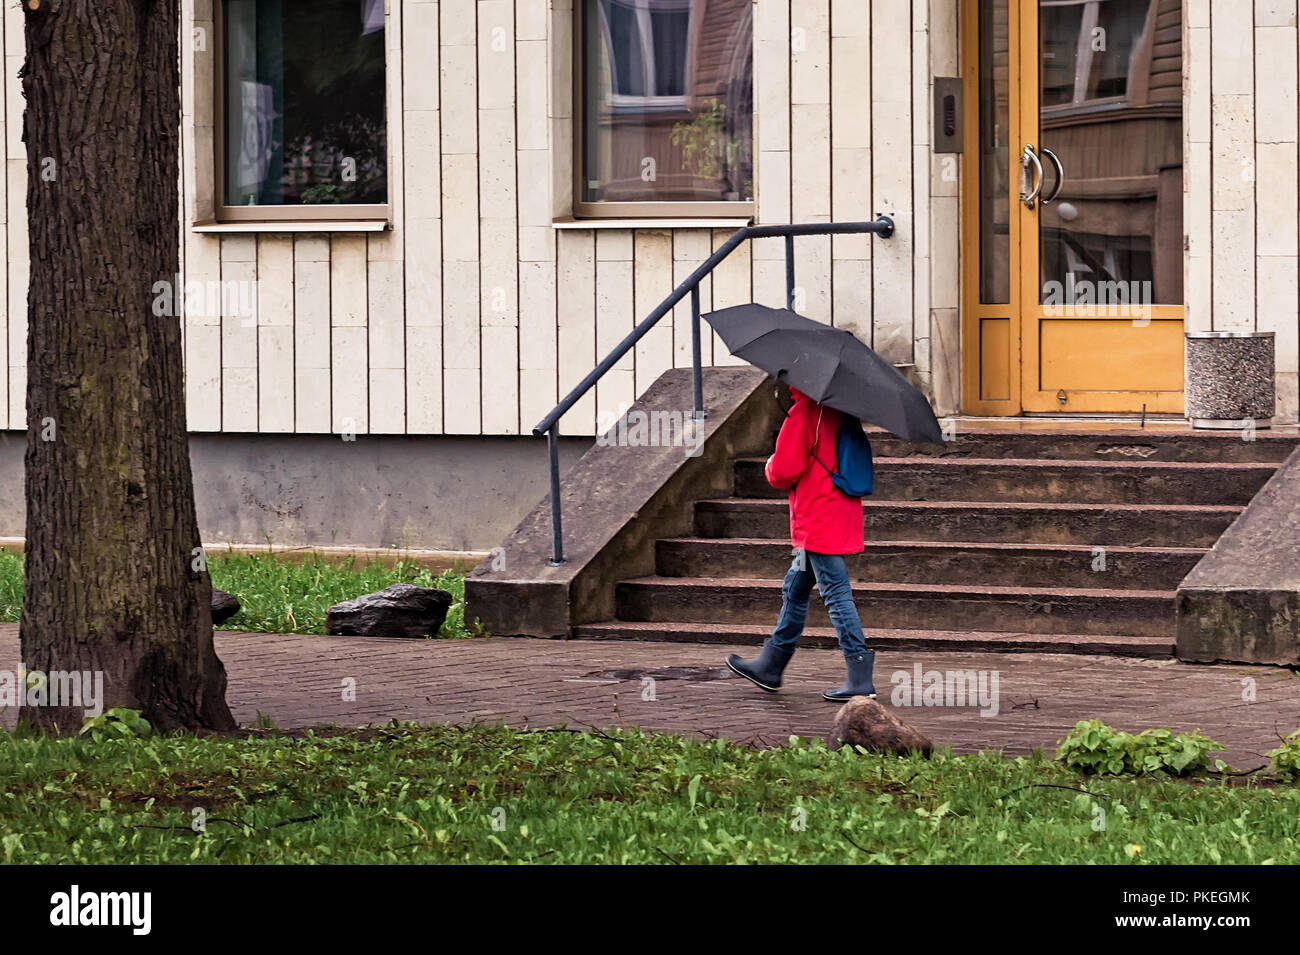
top-left (960, 0), bottom-right (1025, 416)
top-left (959, 0), bottom-right (1186, 416)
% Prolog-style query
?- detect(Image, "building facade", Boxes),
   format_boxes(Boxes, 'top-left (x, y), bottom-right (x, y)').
top-left (0, 0), bottom-right (1296, 549)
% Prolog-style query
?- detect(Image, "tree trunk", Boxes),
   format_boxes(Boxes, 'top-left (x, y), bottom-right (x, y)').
top-left (18, 0), bottom-right (235, 733)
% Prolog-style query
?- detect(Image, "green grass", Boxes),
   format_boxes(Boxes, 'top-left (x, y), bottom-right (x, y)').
top-left (1, 723), bottom-right (1297, 864)
top-left (0, 547), bottom-right (475, 638)
top-left (0, 549), bottom-right (20, 624)
top-left (205, 550), bottom-right (475, 638)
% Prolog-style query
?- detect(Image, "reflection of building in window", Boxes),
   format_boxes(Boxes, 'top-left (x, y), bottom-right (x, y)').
top-left (581, 0), bottom-right (753, 208)
top-left (1038, 0), bottom-right (1183, 304)
top-left (601, 0), bottom-right (691, 110)
top-left (1043, 228), bottom-right (1154, 293)
top-left (1041, 0), bottom-right (1155, 109)
top-left (361, 0), bottom-right (385, 35)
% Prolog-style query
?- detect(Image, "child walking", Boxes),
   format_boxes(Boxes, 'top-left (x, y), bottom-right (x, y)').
top-left (725, 386), bottom-right (876, 701)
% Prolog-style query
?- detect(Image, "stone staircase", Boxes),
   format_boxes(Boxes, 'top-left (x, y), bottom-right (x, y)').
top-left (572, 428), bottom-right (1299, 657)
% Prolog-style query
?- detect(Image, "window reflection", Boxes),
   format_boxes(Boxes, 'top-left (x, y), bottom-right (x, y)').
top-left (581, 0), bottom-right (754, 205)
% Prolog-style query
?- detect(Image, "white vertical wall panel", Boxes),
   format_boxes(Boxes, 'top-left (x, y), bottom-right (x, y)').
top-left (405, 0), bottom-right (444, 434)
top-left (556, 230), bottom-right (596, 433)
top-left (367, 257), bottom-right (405, 368)
top-left (1256, 1), bottom-right (1300, 418)
top-left (870, 0), bottom-right (913, 362)
top-left (516, 0), bottom-right (554, 430)
top-left (183, 1), bottom-right (222, 431)
top-left (753, 0), bottom-right (792, 311)
top-left (368, 0), bottom-right (407, 433)
top-left (331, 236), bottom-right (368, 436)
top-left (791, 0), bottom-right (832, 325)
top-left (1184, 9), bottom-right (1213, 334)
top-left (256, 236), bottom-right (294, 433)
top-left (594, 230), bottom-right (635, 428)
top-left (220, 237), bottom-right (258, 432)
top-left (633, 230), bottom-right (675, 396)
top-left (293, 237), bottom-right (332, 434)
top-left (5, 244), bottom-right (21, 431)
top-left (1209, 0), bottom-right (1255, 331)
top-left (710, 228), bottom-right (751, 366)
top-left (440, 0), bottom-right (481, 434)
top-left (672, 230), bottom-right (713, 372)
top-left (332, 326), bottom-right (370, 437)
top-left (830, 0), bottom-right (873, 343)
top-left (479, 2), bottom-right (519, 434)
top-left (518, 252), bottom-right (558, 431)
top-left (3, 0), bottom-right (21, 429)
top-left (910, 0), bottom-right (931, 388)
top-left (368, 256), bottom-right (406, 433)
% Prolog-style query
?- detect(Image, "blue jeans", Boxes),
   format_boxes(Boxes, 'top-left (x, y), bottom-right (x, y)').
top-left (768, 550), bottom-right (868, 656)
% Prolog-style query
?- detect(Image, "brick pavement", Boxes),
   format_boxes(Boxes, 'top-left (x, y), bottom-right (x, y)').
top-left (1, 623), bottom-right (1297, 767)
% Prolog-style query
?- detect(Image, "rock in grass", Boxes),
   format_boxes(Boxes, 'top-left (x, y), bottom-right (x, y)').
top-left (326, 583), bottom-right (453, 638)
top-left (829, 697), bottom-right (933, 755)
top-left (211, 589), bottom-right (241, 626)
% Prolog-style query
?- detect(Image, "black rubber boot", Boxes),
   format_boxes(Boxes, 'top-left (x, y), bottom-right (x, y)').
top-left (726, 641), bottom-right (795, 692)
top-left (823, 649), bottom-right (877, 701)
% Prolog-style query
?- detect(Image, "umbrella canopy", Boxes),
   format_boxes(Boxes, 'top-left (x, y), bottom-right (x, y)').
top-left (705, 303), bottom-right (945, 445)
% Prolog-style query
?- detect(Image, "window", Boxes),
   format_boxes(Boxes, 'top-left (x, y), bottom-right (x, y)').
top-left (218, 0), bottom-right (389, 221)
top-left (577, 0), bottom-right (753, 217)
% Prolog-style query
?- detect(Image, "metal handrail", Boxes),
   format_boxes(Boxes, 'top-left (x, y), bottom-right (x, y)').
top-left (534, 216), bottom-right (896, 564)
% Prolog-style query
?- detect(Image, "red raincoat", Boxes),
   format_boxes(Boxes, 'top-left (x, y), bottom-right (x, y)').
top-left (764, 388), bottom-right (865, 555)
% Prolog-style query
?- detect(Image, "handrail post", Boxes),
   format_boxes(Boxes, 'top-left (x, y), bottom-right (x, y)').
top-left (546, 426), bottom-right (564, 565)
top-left (690, 283), bottom-right (705, 419)
top-left (784, 234), bottom-right (795, 310)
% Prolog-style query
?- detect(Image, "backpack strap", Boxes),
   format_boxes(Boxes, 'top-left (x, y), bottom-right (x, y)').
top-left (791, 403), bottom-right (838, 488)
top-left (809, 404), bottom-right (836, 477)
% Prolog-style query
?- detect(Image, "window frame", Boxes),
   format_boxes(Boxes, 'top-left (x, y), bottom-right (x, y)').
top-left (211, 0), bottom-right (393, 225)
top-left (572, 0), bottom-right (755, 220)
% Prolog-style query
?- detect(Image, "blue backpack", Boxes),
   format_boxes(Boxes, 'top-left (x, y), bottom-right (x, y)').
top-left (812, 409), bottom-right (874, 497)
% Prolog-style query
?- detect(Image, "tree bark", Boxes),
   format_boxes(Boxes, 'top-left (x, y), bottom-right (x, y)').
top-left (18, 0), bottom-right (235, 733)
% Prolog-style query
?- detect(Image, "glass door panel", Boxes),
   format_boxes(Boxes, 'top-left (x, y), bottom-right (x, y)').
top-left (1037, 0), bottom-right (1184, 309)
top-left (979, 0), bottom-right (1012, 304)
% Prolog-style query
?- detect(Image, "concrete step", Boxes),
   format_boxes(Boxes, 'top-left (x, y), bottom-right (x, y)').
top-left (864, 429), bottom-right (1300, 463)
top-left (733, 456), bottom-right (1277, 505)
top-left (573, 620), bottom-right (1174, 658)
top-left (694, 498), bottom-right (1243, 548)
top-left (655, 538), bottom-right (1204, 590)
top-left (614, 576), bottom-right (1176, 637)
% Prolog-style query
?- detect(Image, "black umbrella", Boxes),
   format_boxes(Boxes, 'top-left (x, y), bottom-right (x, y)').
top-left (705, 303), bottom-right (945, 445)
